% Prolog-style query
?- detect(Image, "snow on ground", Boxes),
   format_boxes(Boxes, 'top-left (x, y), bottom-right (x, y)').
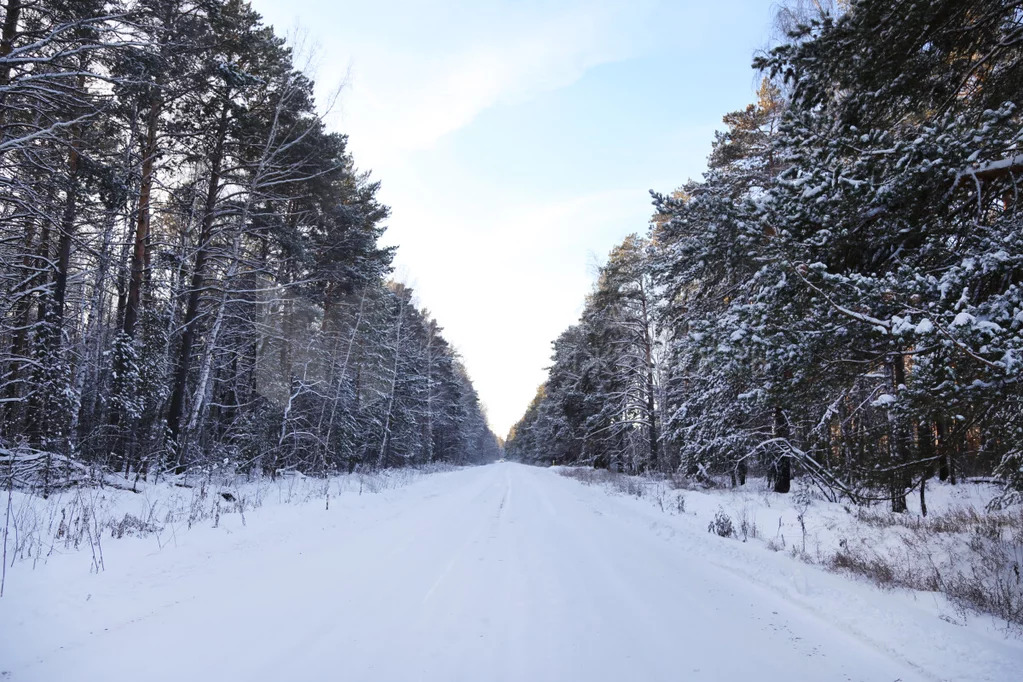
top-left (1, 462), bottom-right (1021, 681)
top-left (557, 466), bottom-right (1023, 629)
top-left (1, 464), bottom-right (441, 572)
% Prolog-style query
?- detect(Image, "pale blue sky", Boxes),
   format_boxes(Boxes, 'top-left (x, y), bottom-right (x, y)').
top-left (250, 0), bottom-right (778, 436)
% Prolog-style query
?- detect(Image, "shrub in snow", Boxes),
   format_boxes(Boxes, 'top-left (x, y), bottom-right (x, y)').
top-left (943, 519), bottom-right (1023, 629)
top-left (708, 508), bottom-right (734, 538)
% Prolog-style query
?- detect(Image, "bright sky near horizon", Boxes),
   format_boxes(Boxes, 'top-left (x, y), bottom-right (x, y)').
top-left (249, 0), bottom-right (777, 437)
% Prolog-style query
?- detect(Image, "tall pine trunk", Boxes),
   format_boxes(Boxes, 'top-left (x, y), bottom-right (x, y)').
top-left (166, 98), bottom-right (230, 470)
top-left (889, 354), bottom-right (910, 512)
top-left (0, 0), bottom-right (22, 126)
top-left (122, 96), bottom-right (160, 338)
top-left (773, 406), bottom-right (791, 493)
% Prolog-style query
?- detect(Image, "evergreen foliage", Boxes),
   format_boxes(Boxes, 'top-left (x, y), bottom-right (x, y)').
top-left (0, 0), bottom-right (500, 492)
top-left (507, 0), bottom-right (1023, 509)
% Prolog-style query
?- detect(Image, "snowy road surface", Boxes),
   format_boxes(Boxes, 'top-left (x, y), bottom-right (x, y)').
top-left (3, 463), bottom-right (1021, 681)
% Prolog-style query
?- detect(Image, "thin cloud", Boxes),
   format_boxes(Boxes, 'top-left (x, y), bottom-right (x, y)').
top-left (342, 2), bottom-right (653, 160)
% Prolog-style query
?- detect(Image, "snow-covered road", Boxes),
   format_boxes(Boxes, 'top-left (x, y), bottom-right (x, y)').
top-left (3, 463), bottom-right (1020, 681)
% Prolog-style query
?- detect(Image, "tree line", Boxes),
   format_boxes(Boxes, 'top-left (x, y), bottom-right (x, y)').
top-left (0, 0), bottom-right (500, 493)
top-left (506, 0), bottom-right (1023, 511)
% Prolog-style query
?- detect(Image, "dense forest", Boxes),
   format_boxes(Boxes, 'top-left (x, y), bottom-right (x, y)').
top-left (0, 0), bottom-right (501, 493)
top-left (507, 0), bottom-right (1023, 511)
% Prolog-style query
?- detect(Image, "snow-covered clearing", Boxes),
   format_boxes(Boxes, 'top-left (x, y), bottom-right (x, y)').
top-left (2, 462), bottom-right (1021, 681)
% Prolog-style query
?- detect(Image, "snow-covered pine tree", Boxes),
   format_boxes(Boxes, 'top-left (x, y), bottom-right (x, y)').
top-left (754, 0), bottom-right (1023, 507)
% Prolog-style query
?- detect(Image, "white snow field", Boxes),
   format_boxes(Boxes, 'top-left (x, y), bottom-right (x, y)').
top-left (2, 462), bottom-right (1021, 681)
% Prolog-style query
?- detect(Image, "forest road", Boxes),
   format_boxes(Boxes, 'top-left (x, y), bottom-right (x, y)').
top-left (1, 463), bottom-right (984, 681)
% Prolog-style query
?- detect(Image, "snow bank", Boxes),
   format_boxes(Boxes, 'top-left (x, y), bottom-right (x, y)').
top-left (1, 464), bottom-right (453, 580)
top-left (555, 467), bottom-right (1023, 632)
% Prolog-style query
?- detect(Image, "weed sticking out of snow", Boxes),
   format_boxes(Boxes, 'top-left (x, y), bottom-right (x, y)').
top-left (1, 463), bottom-right (455, 577)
